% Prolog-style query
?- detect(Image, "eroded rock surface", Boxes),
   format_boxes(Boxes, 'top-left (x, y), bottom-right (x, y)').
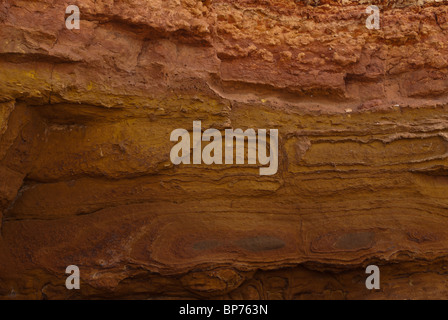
top-left (1, 0), bottom-right (448, 299)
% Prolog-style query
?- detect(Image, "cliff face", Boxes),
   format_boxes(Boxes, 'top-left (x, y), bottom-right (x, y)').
top-left (1, 0), bottom-right (448, 299)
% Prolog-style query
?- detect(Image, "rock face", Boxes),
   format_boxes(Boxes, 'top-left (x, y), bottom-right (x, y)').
top-left (1, 0), bottom-right (448, 299)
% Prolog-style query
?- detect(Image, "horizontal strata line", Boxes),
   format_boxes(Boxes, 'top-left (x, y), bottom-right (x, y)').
top-left (6, 202), bottom-right (447, 221)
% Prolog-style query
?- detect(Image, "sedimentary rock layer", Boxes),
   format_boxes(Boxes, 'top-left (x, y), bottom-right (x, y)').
top-left (1, 0), bottom-right (448, 299)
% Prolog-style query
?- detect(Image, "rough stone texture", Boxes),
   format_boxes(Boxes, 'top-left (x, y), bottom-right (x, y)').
top-left (1, 0), bottom-right (448, 299)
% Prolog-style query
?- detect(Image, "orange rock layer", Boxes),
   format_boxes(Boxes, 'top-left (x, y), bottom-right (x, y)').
top-left (1, 0), bottom-right (448, 299)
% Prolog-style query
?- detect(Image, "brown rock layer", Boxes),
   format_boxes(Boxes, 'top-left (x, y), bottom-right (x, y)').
top-left (1, 0), bottom-right (448, 299)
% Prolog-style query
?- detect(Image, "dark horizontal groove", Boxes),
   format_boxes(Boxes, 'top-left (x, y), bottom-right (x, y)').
top-left (0, 52), bottom-right (81, 64)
